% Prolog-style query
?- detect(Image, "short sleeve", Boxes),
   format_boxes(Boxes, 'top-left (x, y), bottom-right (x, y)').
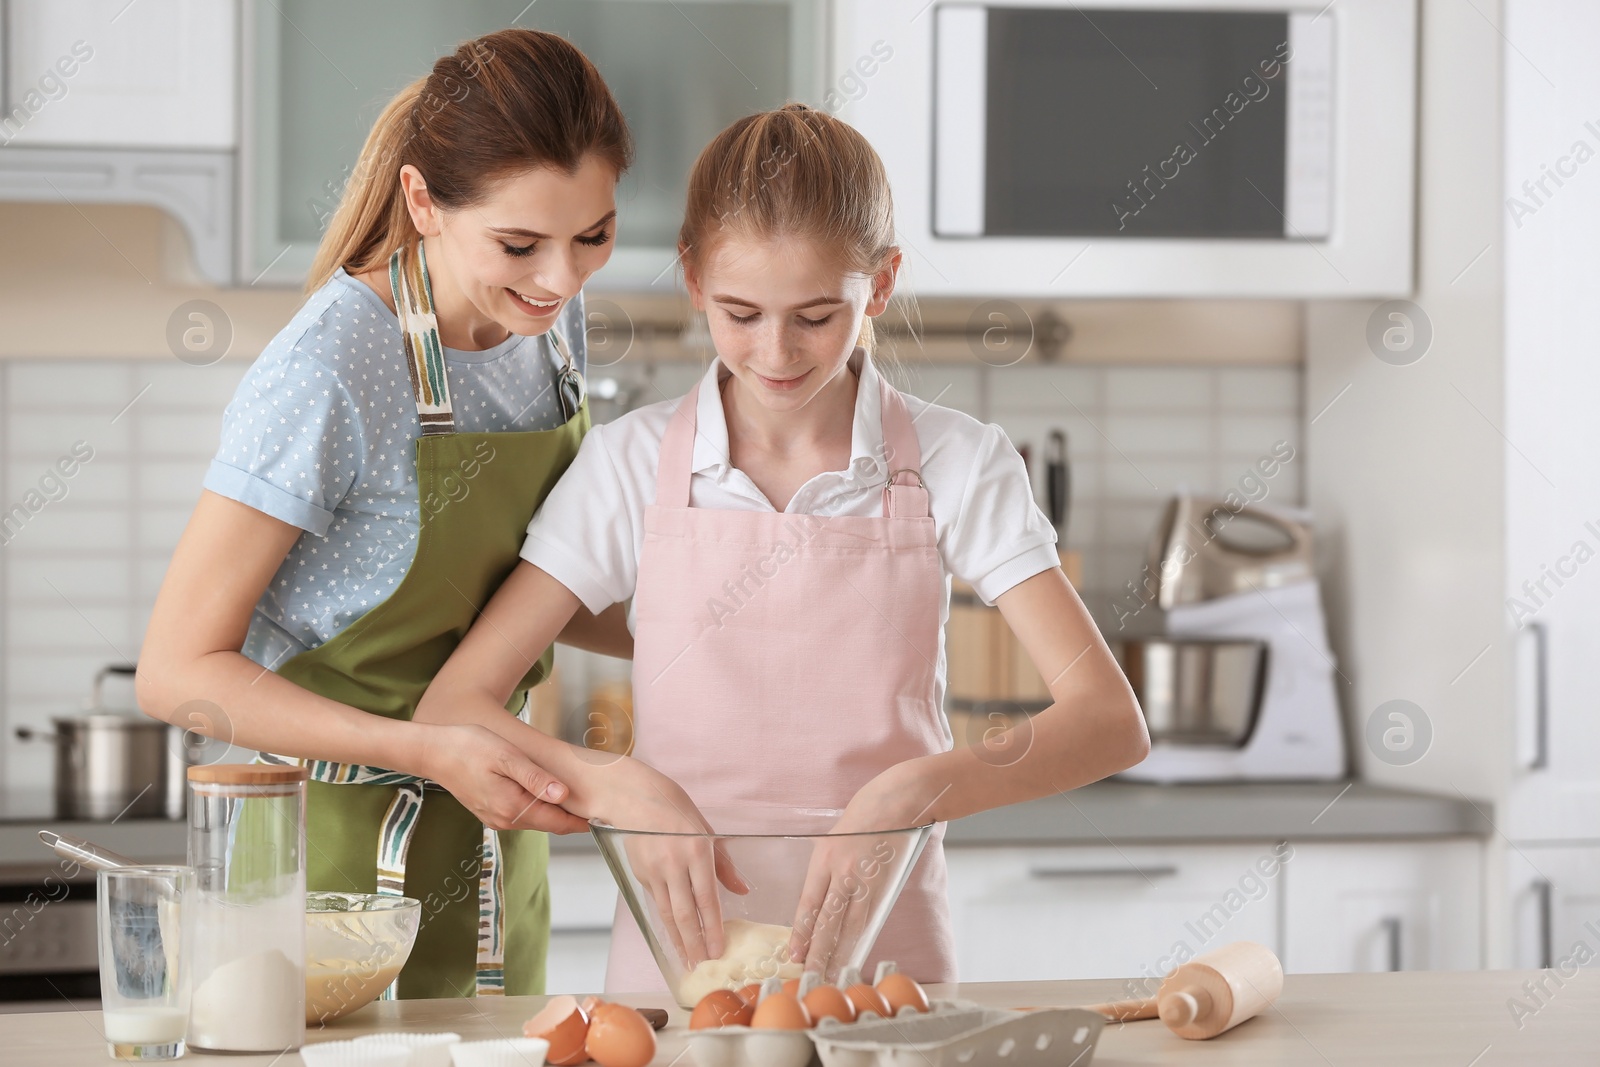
top-left (946, 423), bottom-right (1060, 605)
top-left (520, 421), bottom-right (637, 613)
top-left (203, 342), bottom-right (361, 536)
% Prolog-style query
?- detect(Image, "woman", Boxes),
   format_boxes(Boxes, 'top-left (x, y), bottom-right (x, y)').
top-left (138, 29), bottom-right (634, 998)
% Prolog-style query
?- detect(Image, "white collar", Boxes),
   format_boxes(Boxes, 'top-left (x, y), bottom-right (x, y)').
top-left (690, 347), bottom-right (886, 481)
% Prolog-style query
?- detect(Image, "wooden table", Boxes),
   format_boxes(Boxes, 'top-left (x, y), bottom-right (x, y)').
top-left (6, 970), bottom-right (1594, 1066)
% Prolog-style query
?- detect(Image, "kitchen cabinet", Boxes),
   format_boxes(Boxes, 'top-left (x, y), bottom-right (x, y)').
top-left (1282, 841), bottom-right (1482, 973)
top-left (545, 848), bottom-right (616, 995)
top-left (0, 1), bottom-right (237, 284)
top-left (1303, 0), bottom-right (1600, 968)
top-left (241, 0), bottom-right (828, 288)
top-left (1506, 844), bottom-right (1600, 971)
top-left (1, 0), bottom-right (236, 148)
top-left (944, 843), bottom-right (1286, 985)
top-left (1499, 0), bottom-right (1600, 846)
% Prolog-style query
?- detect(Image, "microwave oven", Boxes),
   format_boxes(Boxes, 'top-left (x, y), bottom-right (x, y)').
top-left (834, 0), bottom-right (1417, 297)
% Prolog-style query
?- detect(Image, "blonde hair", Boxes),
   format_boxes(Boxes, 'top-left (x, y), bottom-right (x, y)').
top-left (307, 29), bottom-right (632, 293)
top-left (679, 104), bottom-right (903, 360)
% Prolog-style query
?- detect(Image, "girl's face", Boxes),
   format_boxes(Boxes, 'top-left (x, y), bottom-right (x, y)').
top-left (403, 153), bottom-right (618, 338)
top-left (685, 234), bottom-right (899, 412)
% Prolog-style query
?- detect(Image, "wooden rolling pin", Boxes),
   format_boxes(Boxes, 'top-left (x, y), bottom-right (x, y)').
top-left (1033, 941), bottom-right (1285, 1041)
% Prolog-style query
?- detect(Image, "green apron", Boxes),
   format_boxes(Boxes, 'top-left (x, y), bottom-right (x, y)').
top-left (261, 243), bottom-right (588, 999)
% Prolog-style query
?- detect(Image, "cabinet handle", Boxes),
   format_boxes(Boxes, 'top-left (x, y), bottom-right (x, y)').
top-left (1028, 865), bottom-right (1179, 881)
top-left (1525, 621), bottom-right (1550, 771)
top-left (549, 925), bottom-right (615, 937)
top-left (0, 0), bottom-right (10, 125)
top-left (1380, 916), bottom-right (1402, 972)
top-left (1535, 878), bottom-right (1554, 970)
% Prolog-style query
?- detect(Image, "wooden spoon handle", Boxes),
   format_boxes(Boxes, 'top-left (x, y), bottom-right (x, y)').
top-left (1082, 997), bottom-right (1161, 1021)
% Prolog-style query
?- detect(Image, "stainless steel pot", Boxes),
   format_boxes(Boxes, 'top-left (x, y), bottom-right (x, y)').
top-left (13, 664), bottom-right (190, 820)
top-left (1112, 638), bottom-right (1268, 747)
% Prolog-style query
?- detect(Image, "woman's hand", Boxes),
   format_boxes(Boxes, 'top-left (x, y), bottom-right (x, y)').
top-left (419, 723), bottom-right (589, 834)
top-left (566, 754), bottom-right (749, 968)
top-left (786, 766), bottom-right (932, 980)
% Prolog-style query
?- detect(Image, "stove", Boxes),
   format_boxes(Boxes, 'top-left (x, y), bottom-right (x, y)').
top-left (0, 790), bottom-right (185, 1002)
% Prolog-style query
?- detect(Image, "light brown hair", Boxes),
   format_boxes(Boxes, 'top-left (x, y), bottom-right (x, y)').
top-left (679, 104), bottom-right (900, 355)
top-left (307, 29), bottom-right (632, 293)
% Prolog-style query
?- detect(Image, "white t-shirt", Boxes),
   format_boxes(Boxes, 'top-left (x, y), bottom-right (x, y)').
top-left (522, 350), bottom-right (1060, 639)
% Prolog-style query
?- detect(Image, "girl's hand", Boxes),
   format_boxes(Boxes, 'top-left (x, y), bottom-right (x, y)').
top-left (572, 755), bottom-right (750, 967)
top-left (786, 767), bottom-right (933, 979)
top-left (421, 723), bottom-right (589, 834)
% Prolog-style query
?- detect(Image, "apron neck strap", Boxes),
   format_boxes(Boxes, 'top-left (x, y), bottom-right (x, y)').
top-left (655, 368), bottom-right (930, 519)
top-left (878, 377), bottom-right (929, 519)
top-left (390, 243), bottom-right (456, 435)
top-left (656, 382), bottom-right (700, 509)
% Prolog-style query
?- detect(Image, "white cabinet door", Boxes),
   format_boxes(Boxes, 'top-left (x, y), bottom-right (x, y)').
top-left (945, 844), bottom-right (1288, 987)
top-left (1502, 0), bottom-right (1600, 843)
top-left (1507, 844), bottom-right (1600, 973)
top-left (545, 850), bottom-right (616, 996)
top-left (1283, 842), bottom-right (1482, 973)
top-left (3, 0), bottom-right (235, 148)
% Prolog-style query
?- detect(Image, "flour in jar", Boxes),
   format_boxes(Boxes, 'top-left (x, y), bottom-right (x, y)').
top-left (674, 919), bottom-right (804, 1005)
top-left (189, 948), bottom-right (302, 1050)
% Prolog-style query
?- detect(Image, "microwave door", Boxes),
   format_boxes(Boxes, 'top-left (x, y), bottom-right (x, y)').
top-left (932, 5), bottom-right (1334, 242)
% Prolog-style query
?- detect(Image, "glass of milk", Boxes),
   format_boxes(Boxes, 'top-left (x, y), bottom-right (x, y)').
top-left (96, 865), bottom-right (195, 1060)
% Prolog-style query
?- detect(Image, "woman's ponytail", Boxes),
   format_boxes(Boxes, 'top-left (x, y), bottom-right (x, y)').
top-left (305, 79), bottom-right (424, 293)
top-left (304, 30), bottom-right (632, 295)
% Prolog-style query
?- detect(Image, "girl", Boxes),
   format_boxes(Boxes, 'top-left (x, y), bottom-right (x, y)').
top-left (416, 104), bottom-right (1149, 991)
top-left (136, 29), bottom-right (667, 998)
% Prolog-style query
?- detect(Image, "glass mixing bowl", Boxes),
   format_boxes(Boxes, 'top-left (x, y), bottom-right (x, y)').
top-left (590, 806), bottom-right (933, 1007)
top-left (304, 892), bottom-right (421, 1024)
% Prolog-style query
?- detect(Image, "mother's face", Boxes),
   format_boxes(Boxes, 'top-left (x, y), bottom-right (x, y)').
top-left (405, 153), bottom-right (618, 338)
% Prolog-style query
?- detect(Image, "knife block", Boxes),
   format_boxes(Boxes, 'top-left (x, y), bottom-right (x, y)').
top-left (946, 549), bottom-right (1082, 709)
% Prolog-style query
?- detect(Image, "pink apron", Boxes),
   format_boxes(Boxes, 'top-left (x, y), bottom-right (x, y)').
top-left (603, 371), bottom-right (957, 993)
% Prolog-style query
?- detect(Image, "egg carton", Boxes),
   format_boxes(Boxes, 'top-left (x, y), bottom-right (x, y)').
top-left (687, 963), bottom-right (1105, 1067)
top-left (808, 1004), bottom-right (1106, 1067)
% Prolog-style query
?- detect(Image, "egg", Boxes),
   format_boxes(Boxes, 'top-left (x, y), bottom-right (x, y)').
top-left (801, 984), bottom-right (858, 1025)
top-left (736, 983), bottom-right (763, 1005)
top-left (844, 982), bottom-right (892, 1020)
top-left (523, 994), bottom-right (590, 1066)
top-left (751, 990), bottom-right (813, 1030)
top-left (585, 1002), bottom-right (658, 1067)
top-left (877, 972), bottom-right (931, 1015)
top-left (691, 988), bottom-right (753, 1030)
top-left (781, 977), bottom-right (801, 997)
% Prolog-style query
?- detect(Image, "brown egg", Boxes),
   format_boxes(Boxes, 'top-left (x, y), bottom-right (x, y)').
top-left (585, 1001), bottom-right (658, 1067)
top-left (690, 989), bottom-right (753, 1030)
top-left (877, 972), bottom-right (931, 1015)
top-left (844, 982), bottom-right (892, 1020)
top-left (523, 994), bottom-right (590, 1066)
top-left (781, 977), bottom-right (801, 997)
top-left (801, 984), bottom-right (858, 1025)
top-left (751, 990), bottom-right (813, 1030)
top-left (736, 982), bottom-right (763, 1005)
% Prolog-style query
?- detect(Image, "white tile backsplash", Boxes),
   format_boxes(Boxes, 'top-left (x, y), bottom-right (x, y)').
top-left (0, 355), bottom-right (1302, 788)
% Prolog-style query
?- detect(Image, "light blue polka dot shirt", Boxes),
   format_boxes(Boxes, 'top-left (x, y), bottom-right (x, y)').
top-left (204, 268), bottom-right (586, 671)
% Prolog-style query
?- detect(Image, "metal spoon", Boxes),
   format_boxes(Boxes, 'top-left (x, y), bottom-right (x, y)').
top-left (37, 828), bottom-right (140, 871)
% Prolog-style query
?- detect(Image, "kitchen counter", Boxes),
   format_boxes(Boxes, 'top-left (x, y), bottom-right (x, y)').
top-left (3, 969), bottom-right (1588, 1066)
top-left (0, 781), bottom-right (1490, 871)
top-left (548, 780), bottom-right (1493, 852)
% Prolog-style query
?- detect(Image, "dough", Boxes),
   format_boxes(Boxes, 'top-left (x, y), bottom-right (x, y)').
top-left (674, 919), bottom-right (804, 1005)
